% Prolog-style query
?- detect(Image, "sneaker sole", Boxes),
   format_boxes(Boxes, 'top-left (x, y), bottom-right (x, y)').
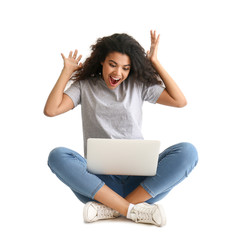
top-left (155, 204), bottom-right (167, 227)
top-left (83, 201), bottom-right (95, 223)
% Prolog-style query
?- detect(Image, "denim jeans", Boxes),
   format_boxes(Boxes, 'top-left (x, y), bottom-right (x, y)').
top-left (48, 142), bottom-right (198, 204)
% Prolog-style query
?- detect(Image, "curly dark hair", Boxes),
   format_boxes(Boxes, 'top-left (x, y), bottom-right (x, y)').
top-left (72, 33), bottom-right (162, 85)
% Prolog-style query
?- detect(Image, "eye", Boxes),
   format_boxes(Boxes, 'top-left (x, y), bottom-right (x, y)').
top-left (109, 63), bottom-right (116, 68)
top-left (123, 67), bottom-right (130, 71)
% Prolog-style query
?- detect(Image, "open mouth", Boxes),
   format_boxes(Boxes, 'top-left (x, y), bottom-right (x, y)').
top-left (109, 76), bottom-right (121, 87)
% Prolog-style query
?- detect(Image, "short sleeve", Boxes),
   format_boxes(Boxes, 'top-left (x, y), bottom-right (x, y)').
top-left (142, 81), bottom-right (165, 103)
top-left (64, 80), bottom-right (81, 107)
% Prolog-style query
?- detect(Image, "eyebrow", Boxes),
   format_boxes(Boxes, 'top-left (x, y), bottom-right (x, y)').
top-left (109, 60), bottom-right (131, 67)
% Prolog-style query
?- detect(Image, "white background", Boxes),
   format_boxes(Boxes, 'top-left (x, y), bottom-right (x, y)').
top-left (1, 0), bottom-right (237, 239)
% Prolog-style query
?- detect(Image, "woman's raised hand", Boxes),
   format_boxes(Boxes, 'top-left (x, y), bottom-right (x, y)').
top-left (147, 30), bottom-right (160, 63)
top-left (61, 49), bottom-right (83, 73)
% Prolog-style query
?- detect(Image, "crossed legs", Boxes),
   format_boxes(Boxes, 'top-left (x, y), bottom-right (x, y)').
top-left (48, 142), bottom-right (198, 217)
top-left (94, 184), bottom-right (152, 216)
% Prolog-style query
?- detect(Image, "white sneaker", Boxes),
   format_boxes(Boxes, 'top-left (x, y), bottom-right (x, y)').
top-left (129, 203), bottom-right (166, 227)
top-left (83, 201), bottom-right (120, 223)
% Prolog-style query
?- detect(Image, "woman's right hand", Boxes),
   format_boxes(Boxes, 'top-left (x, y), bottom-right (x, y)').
top-left (61, 49), bottom-right (83, 73)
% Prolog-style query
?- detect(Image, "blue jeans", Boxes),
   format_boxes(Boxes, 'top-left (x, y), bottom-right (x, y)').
top-left (48, 142), bottom-right (198, 204)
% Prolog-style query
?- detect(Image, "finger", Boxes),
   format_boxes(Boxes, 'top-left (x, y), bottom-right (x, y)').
top-left (73, 49), bottom-right (78, 59)
top-left (146, 50), bottom-right (150, 59)
top-left (75, 62), bottom-right (83, 70)
top-left (79, 62), bottom-right (83, 68)
top-left (76, 54), bottom-right (82, 62)
top-left (156, 34), bottom-right (160, 44)
top-left (150, 30), bottom-right (153, 42)
top-left (150, 30), bottom-right (156, 43)
top-left (61, 53), bottom-right (65, 60)
top-left (68, 51), bottom-right (73, 58)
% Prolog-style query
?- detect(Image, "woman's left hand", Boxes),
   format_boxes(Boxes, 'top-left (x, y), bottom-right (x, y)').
top-left (147, 30), bottom-right (160, 63)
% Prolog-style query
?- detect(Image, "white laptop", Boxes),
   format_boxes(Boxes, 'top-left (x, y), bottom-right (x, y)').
top-left (87, 138), bottom-right (160, 176)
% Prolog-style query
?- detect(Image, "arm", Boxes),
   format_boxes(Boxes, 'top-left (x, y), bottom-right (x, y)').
top-left (147, 30), bottom-right (187, 107)
top-left (44, 50), bottom-right (82, 117)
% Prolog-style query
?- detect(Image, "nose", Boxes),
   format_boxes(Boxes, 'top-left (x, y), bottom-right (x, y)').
top-left (114, 67), bottom-right (122, 76)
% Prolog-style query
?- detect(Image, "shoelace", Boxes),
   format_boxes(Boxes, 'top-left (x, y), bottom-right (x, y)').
top-left (132, 205), bottom-right (156, 222)
top-left (97, 205), bottom-right (115, 218)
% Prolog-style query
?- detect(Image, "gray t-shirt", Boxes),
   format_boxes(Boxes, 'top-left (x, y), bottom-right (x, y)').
top-left (64, 76), bottom-right (164, 157)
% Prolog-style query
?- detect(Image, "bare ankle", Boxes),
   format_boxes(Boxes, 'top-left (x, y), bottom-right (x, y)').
top-left (125, 185), bottom-right (152, 204)
top-left (94, 185), bottom-right (130, 216)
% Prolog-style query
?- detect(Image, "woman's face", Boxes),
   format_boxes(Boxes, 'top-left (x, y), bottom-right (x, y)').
top-left (101, 52), bottom-right (131, 90)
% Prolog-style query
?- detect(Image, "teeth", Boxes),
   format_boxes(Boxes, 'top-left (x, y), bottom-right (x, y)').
top-left (111, 76), bottom-right (120, 81)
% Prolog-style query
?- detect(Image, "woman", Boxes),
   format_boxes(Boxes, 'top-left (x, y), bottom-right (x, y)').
top-left (44, 30), bottom-right (198, 227)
